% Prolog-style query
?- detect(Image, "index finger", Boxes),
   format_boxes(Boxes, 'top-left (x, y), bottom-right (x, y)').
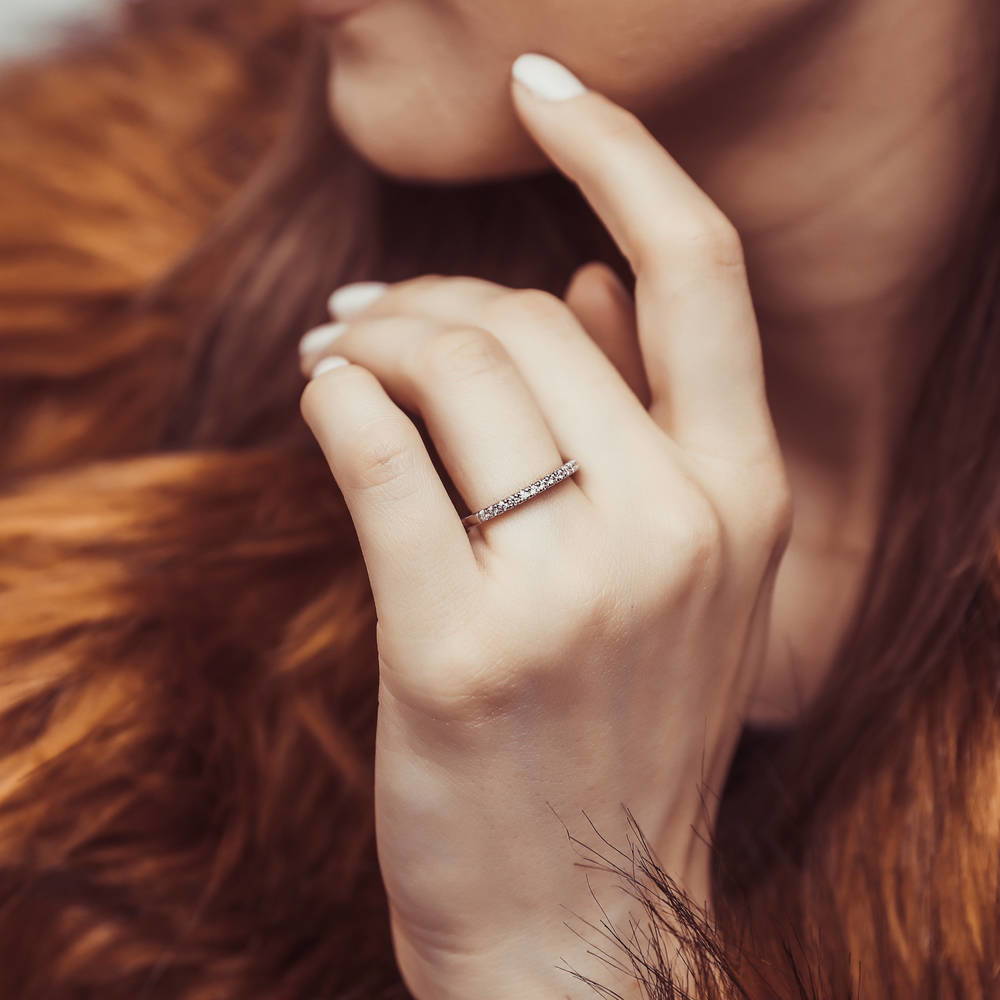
top-left (509, 53), bottom-right (777, 462)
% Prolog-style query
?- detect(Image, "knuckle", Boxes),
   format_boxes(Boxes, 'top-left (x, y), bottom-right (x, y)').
top-left (440, 667), bottom-right (533, 723)
top-left (756, 475), bottom-right (795, 549)
top-left (643, 211), bottom-right (746, 277)
top-left (486, 287), bottom-right (569, 326)
top-left (382, 554), bottom-right (628, 727)
top-left (382, 620), bottom-right (486, 697)
top-left (392, 601), bottom-right (595, 725)
top-left (420, 325), bottom-right (510, 379)
top-left (738, 449), bottom-right (794, 548)
top-left (768, 490), bottom-right (795, 549)
top-left (390, 273), bottom-right (448, 298)
top-left (601, 103), bottom-right (647, 145)
top-left (553, 558), bottom-right (621, 630)
top-left (412, 656), bottom-right (539, 726)
top-left (345, 415), bottom-right (423, 499)
top-left (677, 508), bottom-right (725, 575)
top-left (405, 272), bottom-right (448, 287)
top-left (359, 275), bottom-right (443, 317)
top-left (648, 498), bottom-right (725, 595)
top-left (683, 213), bottom-right (746, 272)
top-left (529, 550), bottom-right (629, 649)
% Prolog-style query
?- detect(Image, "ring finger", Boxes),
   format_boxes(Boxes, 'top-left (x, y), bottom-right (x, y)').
top-left (301, 277), bottom-right (673, 510)
top-left (306, 314), bottom-right (591, 557)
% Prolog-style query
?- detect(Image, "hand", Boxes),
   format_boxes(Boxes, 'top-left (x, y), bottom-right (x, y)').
top-left (298, 53), bottom-right (793, 1000)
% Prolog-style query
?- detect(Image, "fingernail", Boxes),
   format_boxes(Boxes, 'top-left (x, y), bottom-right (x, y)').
top-left (310, 355), bottom-right (351, 378)
top-left (512, 53), bottom-right (587, 102)
top-left (328, 281), bottom-right (388, 318)
top-left (299, 321), bottom-right (348, 357)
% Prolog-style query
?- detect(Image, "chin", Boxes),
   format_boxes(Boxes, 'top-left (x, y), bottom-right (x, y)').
top-left (325, 69), bottom-right (551, 185)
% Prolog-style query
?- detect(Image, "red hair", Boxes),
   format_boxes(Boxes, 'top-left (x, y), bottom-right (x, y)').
top-left (1, 1), bottom-right (999, 996)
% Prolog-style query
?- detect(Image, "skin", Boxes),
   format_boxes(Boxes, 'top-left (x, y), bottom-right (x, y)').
top-left (298, 3), bottom-right (999, 996)
top-left (302, 75), bottom-right (789, 996)
top-left (317, 0), bottom-right (998, 726)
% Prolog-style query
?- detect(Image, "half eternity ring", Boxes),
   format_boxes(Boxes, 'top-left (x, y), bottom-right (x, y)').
top-left (461, 459), bottom-right (581, 531)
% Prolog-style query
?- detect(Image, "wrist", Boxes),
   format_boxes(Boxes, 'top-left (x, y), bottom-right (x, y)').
top-left (388, 873), bottom-right (707, 1000)
top-left (386, 815), bottom-right (716, 1000)
top-left (392, 924), bottom-right (650, 1000)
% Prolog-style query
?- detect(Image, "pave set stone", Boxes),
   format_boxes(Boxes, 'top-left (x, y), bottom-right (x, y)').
top-left (470, 458), bottom-right (580, 526)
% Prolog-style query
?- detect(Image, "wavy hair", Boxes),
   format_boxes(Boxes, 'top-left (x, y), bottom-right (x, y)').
top-left (0, 1), bottom-right (998, 996)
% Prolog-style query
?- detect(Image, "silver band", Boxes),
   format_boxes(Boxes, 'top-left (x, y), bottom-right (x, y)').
top-left (461, 459), bottom-right (580, 531)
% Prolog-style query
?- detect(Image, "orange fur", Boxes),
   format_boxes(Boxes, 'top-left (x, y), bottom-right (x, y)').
top-left (1, 3), bottom-right (999, 997)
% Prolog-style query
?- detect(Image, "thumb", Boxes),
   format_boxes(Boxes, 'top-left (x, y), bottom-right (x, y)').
top-left (563, 261), bottom-right (651, 408)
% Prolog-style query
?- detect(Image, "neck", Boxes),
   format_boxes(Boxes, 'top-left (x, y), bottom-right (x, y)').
top-left (629, 0), bottom-right (998, 724)
top-left (647, 0), bottom-right (996, 552)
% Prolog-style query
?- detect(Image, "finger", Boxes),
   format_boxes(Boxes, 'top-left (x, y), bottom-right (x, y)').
top-left (301, 276), bottom-right (670, 509)
top-left (509, 53), bottom-right (777, 461)
top-left (300, 275), bottom-right (496, 376)
top-left (300, 360), bottom-right (479, 637)
top-left (303, 316), bottom-right (589, 557)
top-left (562, 262), bottom-right (650, 408)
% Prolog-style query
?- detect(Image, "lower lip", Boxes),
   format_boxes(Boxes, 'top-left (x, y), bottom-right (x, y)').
top-left (300, 0), bottom-right (377, 22)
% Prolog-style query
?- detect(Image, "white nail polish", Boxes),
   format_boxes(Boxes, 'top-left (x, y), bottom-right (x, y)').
top-left (328, 281), bottom-right (388, 318)
top-left (311, 355), bottom-right (351, 378)
top-left (299, 322), bottom-right (348, 357)
top-left (511, 53), bottom-right (587, 102)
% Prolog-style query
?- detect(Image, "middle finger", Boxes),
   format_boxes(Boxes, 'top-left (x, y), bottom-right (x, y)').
top-left (306, 313), bottom-right (592, 555)
top-left (301, 277), bottom-right (674, 507)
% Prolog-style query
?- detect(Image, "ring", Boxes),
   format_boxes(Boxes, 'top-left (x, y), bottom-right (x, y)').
top-left (461, 459), bottom-right (580, 531)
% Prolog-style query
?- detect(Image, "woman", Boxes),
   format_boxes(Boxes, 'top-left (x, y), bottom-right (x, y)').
top-left (1, 0), bottom-right (997, 995)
